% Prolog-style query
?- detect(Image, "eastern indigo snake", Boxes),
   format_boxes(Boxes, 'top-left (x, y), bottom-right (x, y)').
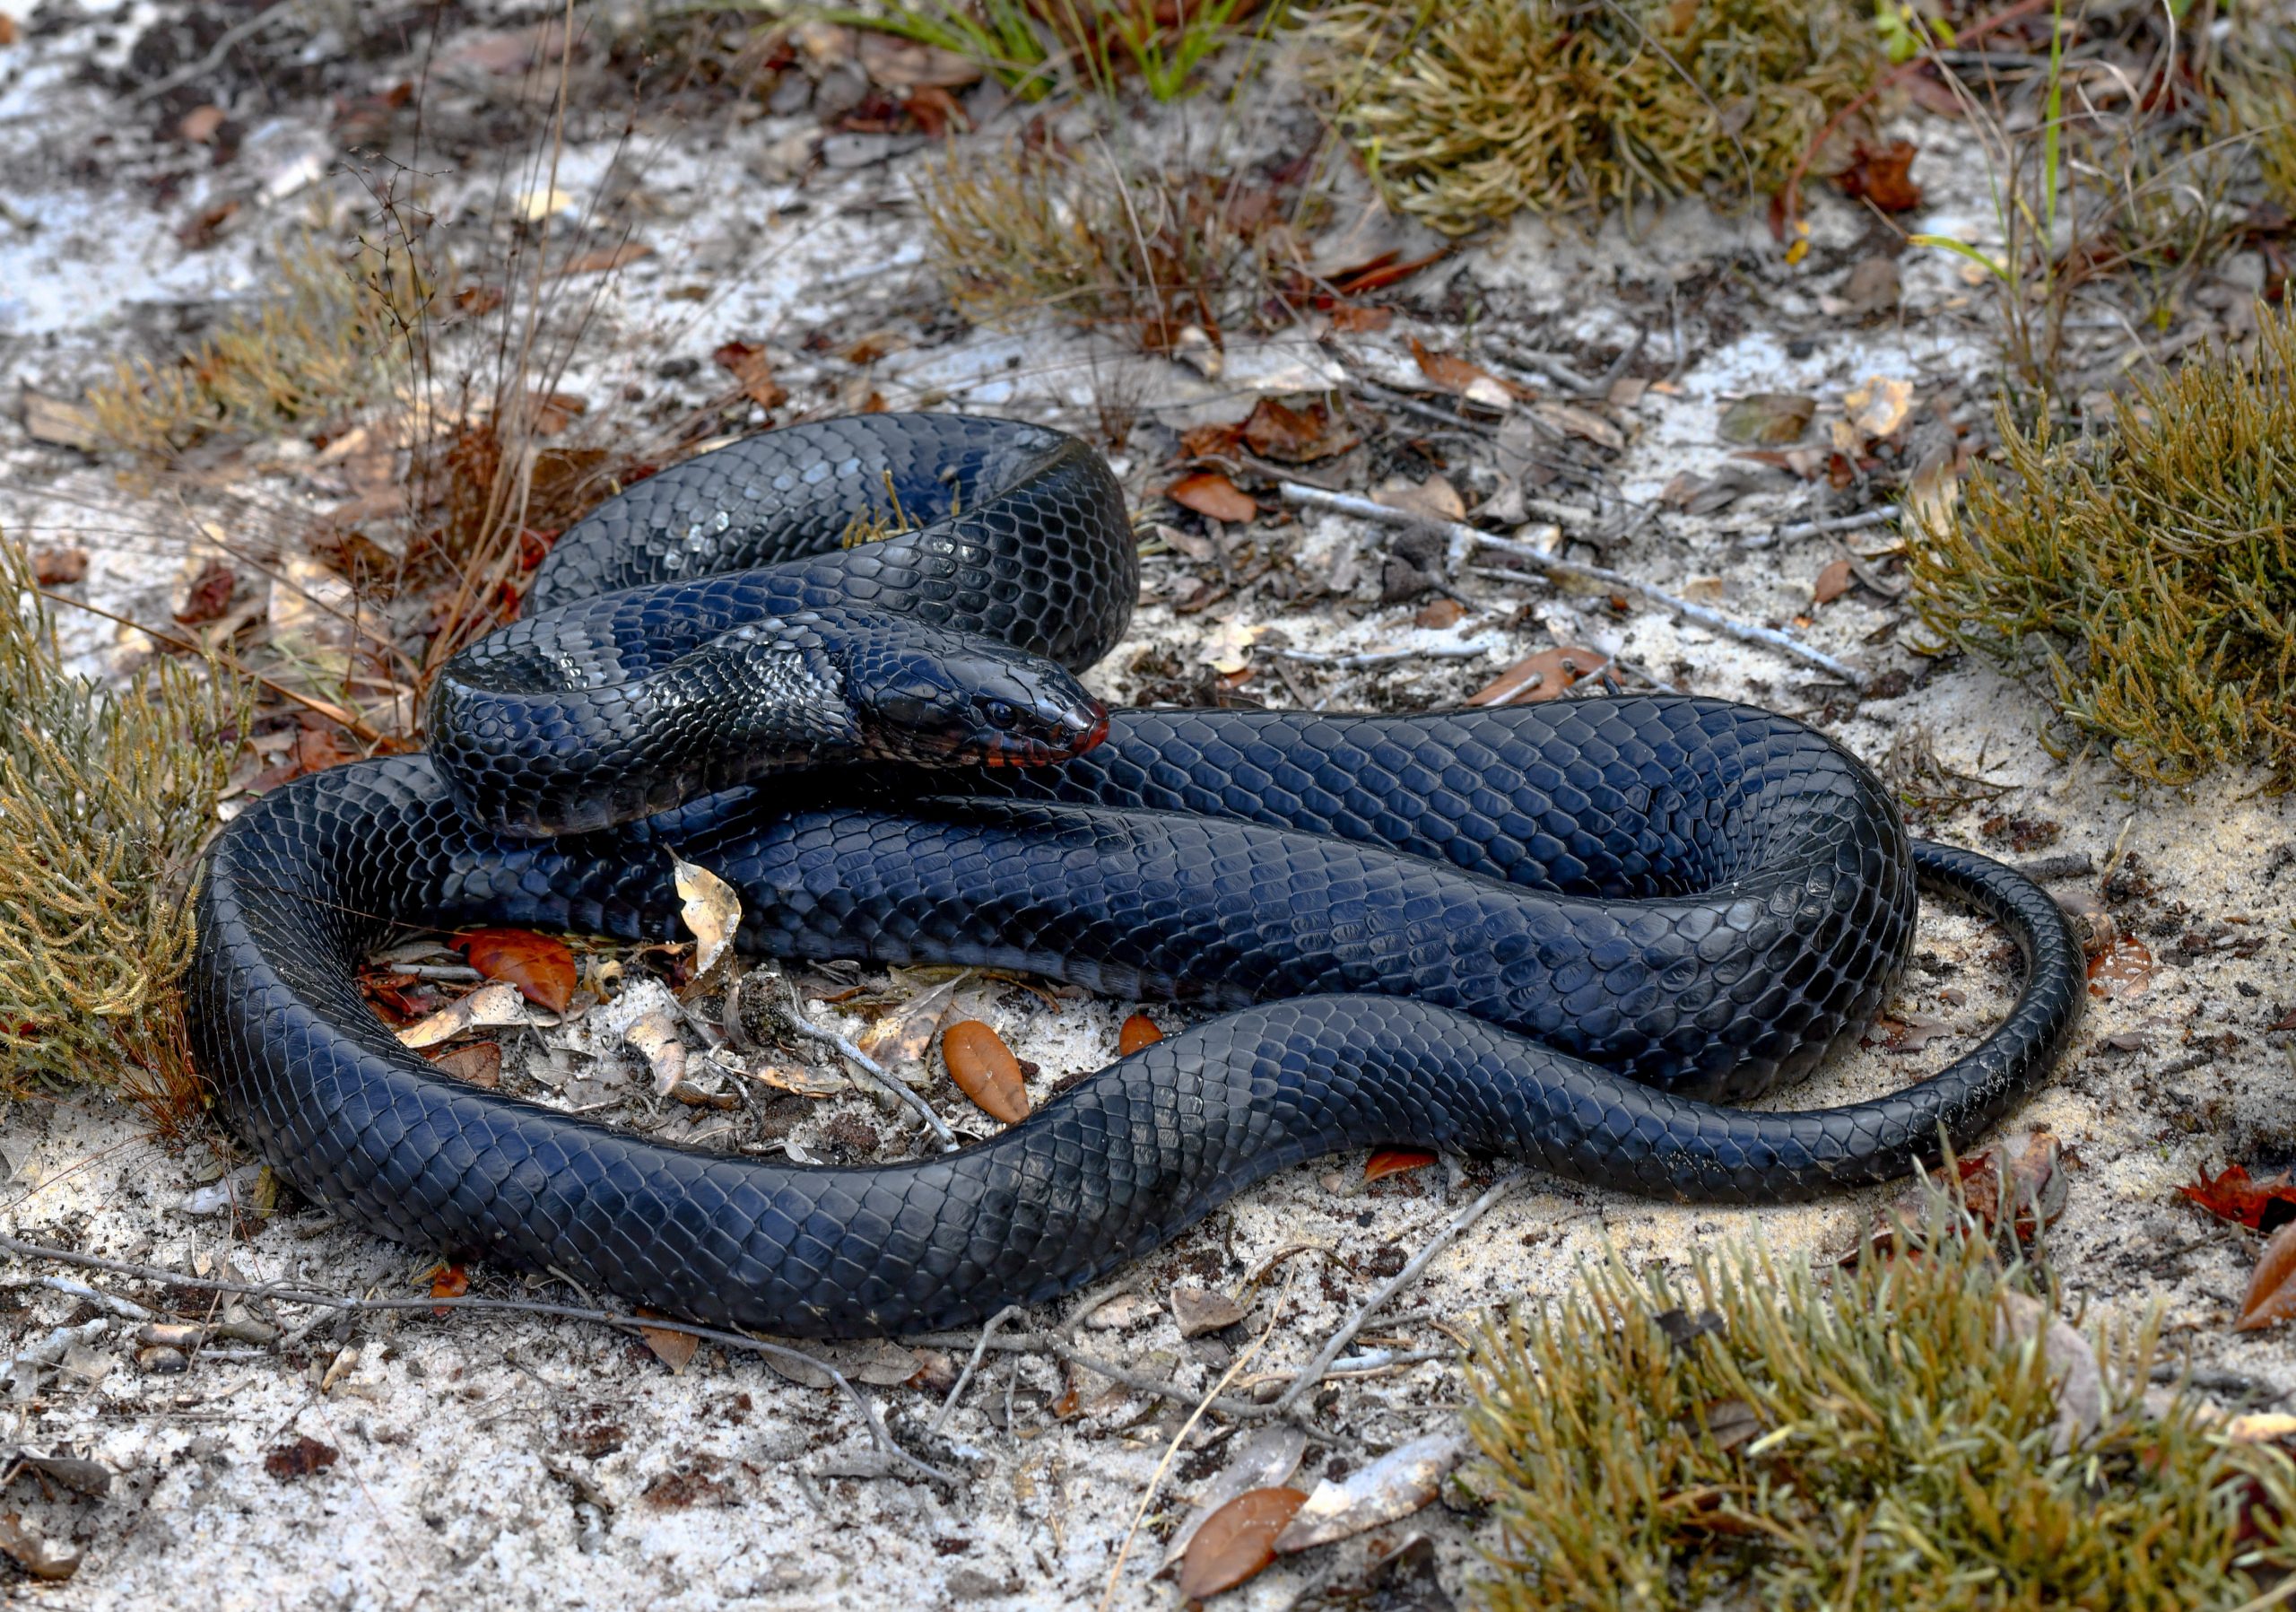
top-left (188, 414), bottom-right (2083, 1338)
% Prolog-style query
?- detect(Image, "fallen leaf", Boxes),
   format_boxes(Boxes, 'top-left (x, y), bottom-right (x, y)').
top-left (754, 1335), bottom-right (928, 1389)
top-left (1416, 597), bottom-right (1465, 629)
top-left (1408, 337), bottom-right (1518, 409)
top-left (623, 1009), bottom-right (688, 1095)
top-left (553, 241), bottom-right (652, 277)
top-left (1118, 1014), bottom-right (1163, 1055)
top-left (673, 858), bottom-right (742, 983)
top-left (0, 13), bottom-right (16, 46)
top-left (1719, 393), bottom-right (1816, 447)
top-left (396, 981), bottom-right (536, 1049)
top-left (1996, 1290), bottom-right (2100, 1450)
top-left (1199, 620), bottom-right (1269, 676)
top-left (1837, 140), bottom-right (1923, 212)
top-left (1840, 254), bottom-right (1903, 315)
top-left (1869, 1010), bottom-right (1950, 1052)
top-left (636, 1311), bottom-right (700, 1373)
top-left (2180, 1166), bottom-right (2296, 1233)
top-left (429, 1264), bottom-right (468, 1317)
top-left (1703, 1398), bottom-right (1762, 1452)
top-left (1372, 475), bottom-right (1465, 523)
top-left (1274, 1428), bottom-right (1469, 1552)
top-left (17, 1453), bottom-right (109, 1499)
top-left (1531, 399), bottom-right (1626, 452)
top-left (425, 1041), bottom-right (502, 1088)
top-left (0, 1514), bottom-right (80, 1582)
top-left (1160, 1427), bottom-right (1310, 1573)
top-left (1239, 396), bottom-right (1360, 463)
top-left (1178, 1487), bottom-right (1310, 1599)
top-left (18, 388), bottom-right (99, 451)
top-left (1170, 1285), bottom-right (1248, 1338)
top-left (1365, 1146), bottom-right (1437, 1181)
top-left (1843, 375), bottom-right (1915, 440)
top-left (264, 1437), bottom-right (340, 1480)
top-left (30, 546), bottom-right (87, 586)
top-left (2086, 939), bottom-right (2155, 1000)
top-left (857, 30), bottom-right (983, 88)
top-left (711, 341), bottom-right (787, 410)
top-left (2270, 1008), bottom-right (2296, 1033)
top-left (177, 103), bottom-right (227, 144)
top-left (1813, 557), bottom-right (1854, 606)
top-left (1327, 304), bottom-right (1393, 333)
top-left (174, 560), bottom-right (237, 625)
top-left (1955, 1133), bottom-right (2069, 1240)
top-left (1166, 471), bottom-right (1257, 524)
top-left (1083, 1293), bottom-right (1157, 1331)
top-left (942, 1020), bottom-right (1030, 1124)
top-left (1467, 646), bottom-right (1609, 707)
top-left (455, 928), bottom-right (577, 1012)
top-left (852, 973), bottom-right (964, 1067)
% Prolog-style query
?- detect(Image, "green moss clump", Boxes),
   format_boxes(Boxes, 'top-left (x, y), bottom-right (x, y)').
top-left (0, 538), bottom-right (242, 1120)
top-left (1909, 303), bottom-right (2296, 787)
top-left (1300, 0), bottom-right (1880, 236)
top-left (1467, 1216), bottom-right (2296, 1610)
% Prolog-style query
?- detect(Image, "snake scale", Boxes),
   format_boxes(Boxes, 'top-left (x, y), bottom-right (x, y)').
top-left (187, 414), bottom-right (2083, 1338)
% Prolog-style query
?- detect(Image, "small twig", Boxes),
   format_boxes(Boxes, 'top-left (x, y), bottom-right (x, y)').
top-left (0, 1233), bottom-right (956, 1486)
top-left (31, 1276), bottom-right (153, 1321)
top-left (1278, 485), bottom-right (1870, 689)
top-left (1772, 504), bottom-right (1902, 542)
top-left (1271, 1171), bottom-right (1524, 1416)
top-left (123, 0), bottom-right (296, 106)
top-left (1271, 641), bottom-right (1500, 670)
top-left (1348, 378), bottom-right (1500, 434)
top-left (929, 1303), bottom-right (1024, 1436)
top-left (780, 1010), bottom-right (960, 1153)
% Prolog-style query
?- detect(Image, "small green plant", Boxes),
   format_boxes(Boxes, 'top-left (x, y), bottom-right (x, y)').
top-left (1300, 0), bottom-right (1880, 236)
top-left (836, 0), bottom-right (1266, 101)
top-left (1909, 301), bottom-right (2296, 788)
top-left (83, 237), bottom-right (434, 460)
top-left (0, 537), bottom-right (245, 1125)
top-left (1468, 1200), bottom-right (2296, 1609)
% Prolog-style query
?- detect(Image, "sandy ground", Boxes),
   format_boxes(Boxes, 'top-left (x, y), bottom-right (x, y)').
top-left (2, 4), bottom-right (2292, 1608)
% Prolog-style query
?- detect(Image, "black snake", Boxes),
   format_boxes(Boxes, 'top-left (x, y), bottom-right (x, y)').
top-left (187, 414), bottom-right (2083, 1338)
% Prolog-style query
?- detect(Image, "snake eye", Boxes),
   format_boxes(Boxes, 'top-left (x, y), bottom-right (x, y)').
top-left (980, 698), bottom-right (1018, 731)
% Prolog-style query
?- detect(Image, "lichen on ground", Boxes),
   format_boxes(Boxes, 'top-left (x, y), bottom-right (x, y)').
top-left (1909, 301), bottom-right (2296, 787)
top-left (1298, 0), bottom-right (1879, 235)
top-left (1468, 1198), bottom-right (2296, 1610)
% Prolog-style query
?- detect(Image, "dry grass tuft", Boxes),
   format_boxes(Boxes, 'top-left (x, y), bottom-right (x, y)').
top-left (918, 137), bottom-right (1312, 347)
top-left (1909, 301), bottom-right (2296, 788)
top-left (83, 238), bottom-right (434, 461)
top-left (1299, 0), bottom-right (1879, 236)
top-left (1468, 1197), bottom-right (2296, 1610)
top-left (0, 537), bottom-right (244, 1127)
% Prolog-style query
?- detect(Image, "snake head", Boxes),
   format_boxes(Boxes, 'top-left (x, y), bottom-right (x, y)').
top-left (846, 636), bottom-right (1108, 769)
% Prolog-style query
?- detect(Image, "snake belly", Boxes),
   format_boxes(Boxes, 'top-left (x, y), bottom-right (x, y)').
top-left (187, 414), bottom-right (2084, 1338)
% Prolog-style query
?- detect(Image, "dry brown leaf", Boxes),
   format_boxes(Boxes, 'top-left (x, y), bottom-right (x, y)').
top-left (1531, 399), bottom-right (1626, 452)
top-left (2086, 939), bottom-right (2155, 1000)
top-left (396, 981), bottom-right (535, 1049)
top-left (425, 1041), bottom-right (502, 1088)
top-left (1467, 646), bottom-right (1609, 707)
top-left (19, 388), bottom-right (99, 451)
top-left (712, 341), bottom-right (787, 409)
top-left (1166, 471), bottom-right (1257, 524)
top-left (942, 1019), bottom-right (1030, 1124)
top-left (1118, 1013), bottom-right (1164, 1055)
top-left (456, 928), bottom-right (577, 1013)
top-left (1837, 141), bottom-right (1923, 212)
top-left (636, 1311), bottom-right (700, 1373)
top-left (1159, 1428), bottom-right (1310, 1573)
top-left (1719, 393), bottom-right (1816, 446)
top-left (624, 1010), bottom-right (688, 1095)
top-left (852, 974), bottom-right (964, 1067)
top-left (1239, 396), bottom-right (1359, 464)
top-left (1177, 1487), bottom-right (1309, 1599)
top-left (1813, 557), bottom-right (1854, 606)
top-left (1408, 337), bottom-right (1518, 410)
top-left (1372, 475), bottom-right (1465, 523)
top-left (553, 241), bottom-right (652, 277)
top-left (2239, 1223), bottom-right (2296, 1331)
top-left (1170, 1284), bottom-right (1248, 1338)
top-left (0, 1514), bottom-right (80, 1582)
top-left (1365, 1146), bottom-right (1437, 1181)
top-left (1274, 1429), bottom-right (1469, 1552)
top-left (177, 104), bottom-right (226, 144)
top-left (857, 30), bottom-right (983, 88)
top-left (673, 858), bottom-right (742, 983)
top-left (1869, 1011), bottom-right (1949, 1052)
top-left (1995, 1290), bottom-right (2101, 1450)
top-left (30, 546), bottom-right (87, 586)
top-left (1416, 597), bottom-right (1465, 629)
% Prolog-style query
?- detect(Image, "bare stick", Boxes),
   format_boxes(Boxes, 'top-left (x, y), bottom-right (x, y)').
top-left (124, 0), bottom-right (295, 106)
top-left (1773, 504), bottom-right (1902, 542)
top-left (1279, 484), bottom-right (1869, 689)
top-left (1272, 642), bottom-right (1500, 669)
top-left (0, 1233), bottom-right (956, 1486)
top-left (1271, 1170), bottom-right (1524, 1416)
top-left (779, 1015), bottom-right (960, 1152)
top-left (928, 1303), bottom-right (1023, 1436)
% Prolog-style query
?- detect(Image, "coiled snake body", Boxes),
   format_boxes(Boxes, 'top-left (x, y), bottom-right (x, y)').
top-left (188, 414), bottom-right (2083, 1338)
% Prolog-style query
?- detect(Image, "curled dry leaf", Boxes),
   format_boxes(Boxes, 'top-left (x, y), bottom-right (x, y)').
top-left (1812, 557), bottom-right (1854, 606)
top-left (30, 547), bottom-right (86, 586)
top-left (1365, 1146), bottom-right (1437, 1181)
top-left (2180, 1165), bottom-right (2296, 1233)
top-left (1837, 140), bottom-right (1923, 212)
top-left (623, 1010), bottom-right (688, 1095)
top-left (1118, 1014), bottom-right (1164, 1055)
top-left (1371, 475), bottom-right (1465, 523)
top-left (1718, 392), bottom-right (1816, 447)
top-left (1177, 1487), bottom-right (1310, 1600)
top-left (1530, 399), bottom-right (1626, 453)
top-left (1274, 1428), bottom-right (1470, 1552)
top-left (1467, 646), bottom-right (1609, 708)
top-left (1167, 471), bottom-right (1257, 525)
top-left (456, 928), bottom-right (577, 1013)
top-left (1871, 1011), bottom-right (1950, 1052)
top-left (2086, 939), bottom-right (2155, 1000)
top-left (1408, 337), bottom-right (1518, 410)
top-left (0, 1514), bottom-right (81, 1582)
top-left (1956, 1131), bottom-right (2069, 1242)
top-left (396, 981), bottom-right (535, 1049)
top-left (1843, 375), bottom-right (1915, 440)
top-left (852, 973), bottom-right (964, 1067)
top-left (1240, 396), bottom-right (1359, 464)
top-left (1170, 1284), bottom-right (1248, 1338)
top-left (711, 341), bottom-right (787, 410)
top-left (1160, 1426), bottom-right (1310, 1573)
top-left (2238, 1223), bottom-right (2296, 1332)
top-left (941, 1019), bottom-right (1030, 1124)
top-left (425, 1041), bottom-right (502, 1088)
top-left (635, 1310), bottom-right (700, 1374)
top-left (673, 858), bottom-right (742, 983)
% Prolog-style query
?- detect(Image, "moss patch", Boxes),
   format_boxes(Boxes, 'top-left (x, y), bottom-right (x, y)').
top-left (0, 539), bottom-right (242, 1120)
top-left (1909, 302), bottom-right (2296, 787)
top-left (1300, 0), bottom-right (1879, 236)
top-left (1467, 1213), bottom-right (2296, 1609)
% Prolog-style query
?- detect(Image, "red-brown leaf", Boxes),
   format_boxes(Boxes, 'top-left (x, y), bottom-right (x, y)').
top-left (174, 561), bottom-right (236, 625)
top-left (1166, 471), bottom-right (1257, 524)
top-left (1240, 396), bottom-right (1360, 464)
top-left (711, 340), bottom-right (787, 409)
top-left (425, 1041), bottom-right (502, 1088)
top-left (264, 1438), bottom-right (339, 1480)
top-left (1837, 141), bottom-right (1924, 212)
top-left (2239, 1223), bottom-right (2296, 1331)
top-left (429, 1262), bottom-right (468, 1315)
top-left (1364, 1147), bottom-right (1437, 1182)
top-left (1813, 557), bottom-right (1854, 606)
top-left (454, 928), bottom-right (577, 1013)
top-left (2180, 1166), bottom-right (2296, 1233)
top-left (1466, 646), bottom-right (1610, 708)
top-left (1118, 1014), bottom-right (1164, 1056)
top-left (1177, 1487), bottom-right (1310, 1599)
top-left (1408, 336), bottom-right (1517, 401)
top-left (635, 1309), bottom-right (700, 1373)
top-left (30, 547), bottom-right (87, 586)
top-left (1327, 303), bottom-right (1394, 333)
top-left (2086, 939), bottom-right (2155, 1000)
top-left (943, 1019), bottom-right (1031, 1124)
